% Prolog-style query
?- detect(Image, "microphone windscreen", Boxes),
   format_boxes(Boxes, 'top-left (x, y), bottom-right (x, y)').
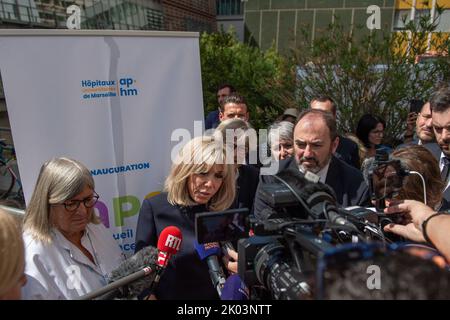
top-left (276, 167), bottom-right (337, 203)
top-left (157, 226), bottom-right (183, 254)
top-left (194, 241), bottom-right (221, 260)
top-left (361, 157), bottom-right (376, 185)
top-left (220, 274), bottom-right (249, 300)
top-left (107, 246), bottom-right (158, 297)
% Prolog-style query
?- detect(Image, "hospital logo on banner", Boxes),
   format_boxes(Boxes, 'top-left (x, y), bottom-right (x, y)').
top-left (81, 77), bottom-right (139, 99)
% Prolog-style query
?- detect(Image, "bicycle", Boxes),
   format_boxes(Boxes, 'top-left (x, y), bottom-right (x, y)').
top-left (0, 139), bottom-right (25, 207)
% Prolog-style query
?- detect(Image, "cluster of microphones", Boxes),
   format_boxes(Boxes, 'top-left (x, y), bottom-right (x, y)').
top-left (78, 226), bottom-right (249, 300)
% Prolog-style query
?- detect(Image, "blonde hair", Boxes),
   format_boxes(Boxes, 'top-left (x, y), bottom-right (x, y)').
top-left (23, 157), bottom-right (100, 243)
top-left (165, 136), bottom-right (235, 211)
top-left (345, 133), bottom-right (367, 167)
top-left (0, 209), bottom-right (25, 297)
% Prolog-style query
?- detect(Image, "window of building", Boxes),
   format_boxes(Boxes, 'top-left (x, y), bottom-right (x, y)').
top-left (216, 0), bottom-right (243, 16)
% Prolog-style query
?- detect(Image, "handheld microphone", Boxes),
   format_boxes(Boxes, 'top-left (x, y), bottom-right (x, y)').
top-left (220, 274), bottom-right (249, 300)
top-left (275, 168), bottom-right (359, 231)
top-left (146, 226), bottom-right (183, 296)
top-left (194, 241), bottom-right (227, 296)
top-left (77, 246), bottom-right (158, 300)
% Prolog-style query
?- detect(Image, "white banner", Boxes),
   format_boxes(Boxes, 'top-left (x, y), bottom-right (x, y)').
top-left (0, 30), bottom-right (204, 255)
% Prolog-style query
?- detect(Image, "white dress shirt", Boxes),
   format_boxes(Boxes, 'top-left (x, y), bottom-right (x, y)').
top-left (299, 160), bottom-right (331, 184)
top-left (22, 222), bottom-right (125, 300)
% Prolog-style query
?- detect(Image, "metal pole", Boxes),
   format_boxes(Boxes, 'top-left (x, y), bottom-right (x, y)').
top-left (427, 0), bottom-right (437, 51)
top-left (407, 0), bottom-right (417, 57)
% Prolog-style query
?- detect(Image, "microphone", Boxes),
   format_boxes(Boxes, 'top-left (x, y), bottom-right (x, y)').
top-left (275, 168), bottom-right (359, 231)
top-left (220, 274), bottom-right (249, 300)
top-left (194, 241), bottom-right (227, 296)
top-left (147, 226), bottom-right (183, 296)
top-left (77, 246), bottom-right (158, 300)
top-left (361, 157), bottom-right (376, 186)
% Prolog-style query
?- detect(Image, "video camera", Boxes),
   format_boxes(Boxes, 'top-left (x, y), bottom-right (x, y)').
top-left (195, 166), bottom-right (402, 299)
top-left (365, 149), bottom-right (409, 211)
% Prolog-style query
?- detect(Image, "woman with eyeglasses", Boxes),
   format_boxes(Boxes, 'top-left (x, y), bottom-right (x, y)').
top-left (22, 157), bottom-right (124, 299)
top-left (356, 114), bottom-right (392, 159)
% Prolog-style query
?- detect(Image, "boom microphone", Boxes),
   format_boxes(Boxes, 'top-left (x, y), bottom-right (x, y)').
top-left (77, 246), bottom-right (158, 300)
top-left (194, 241), bottom-right (227, 296)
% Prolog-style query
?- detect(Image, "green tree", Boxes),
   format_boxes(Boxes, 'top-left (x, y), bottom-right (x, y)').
top-left (200, 29), bottom-right (292, 129)
top-left (269, 7), bottom-right (450, 146)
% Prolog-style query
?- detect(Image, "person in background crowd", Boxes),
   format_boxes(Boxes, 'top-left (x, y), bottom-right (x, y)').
top-left (391, 145), bottom-right (449, 211)
top-left (22, 157), bottom-right (124, 299)
top-left (134, 136), bottom-right (236, 299)
top-left (356, 114), bottom-right (392, 159)
top-left (267, 121), bottom-right (294, 161)
top-left (219, 94), bottom-right (249, 123)
top-left (276, 108), bottom-right (299, 124)
top-left (310, 96), bottom-right (361, 169)
top-left (0, 209), bottom-right (26, 300)
top-left (205, 84), bottom-right (236, 130)
top-left (254, 109), bottom-right (369, 221)
top-left (401, 101), bottom-right (435, 145)
top-left (214, 118), bottom-right (259, 213)
top-left (426, 86), bottom-right (450, 203)
top-left (344, 133), bottom-right (367, 168)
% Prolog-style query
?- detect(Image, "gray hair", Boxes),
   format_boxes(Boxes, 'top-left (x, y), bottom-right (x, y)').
top-left (23, 157), bottom-right (99, 243)
top-left (268, 121), bottom-right (294, 148)
top-left (214, 118), bottom-right (251, 138)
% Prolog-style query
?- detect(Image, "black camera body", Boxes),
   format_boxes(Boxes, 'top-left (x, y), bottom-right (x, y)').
top-left (366, 149), bottom-right (408, 211)
top-left (195, 165), bottom-right (408, 299)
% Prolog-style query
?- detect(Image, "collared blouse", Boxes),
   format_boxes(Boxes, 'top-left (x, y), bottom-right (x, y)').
top-left (22, 222), bottom-right (125, 300)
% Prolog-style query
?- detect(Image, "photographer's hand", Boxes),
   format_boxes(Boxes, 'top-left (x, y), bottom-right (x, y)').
top-left (383, 199), bottom-right (435, 242)
top-left (222, 247), bottom-right (238, 274)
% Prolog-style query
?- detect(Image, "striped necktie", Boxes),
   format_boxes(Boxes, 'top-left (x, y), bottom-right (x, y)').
top-left (441, 157), bottom-right (450, 184)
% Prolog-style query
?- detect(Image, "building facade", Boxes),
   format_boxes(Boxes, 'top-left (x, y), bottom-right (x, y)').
top-left (216, 0), bottom-right (244, 41)
top-left (0, 0), bottom-right (217, 32)
top-left (244, 0), bottom-right (396, 53)
top-left (0, 0), bottom-right (165, 30)
top-left (161, 0), bottom-right (216, 33)
top-left (243, 0), bottom-right (449, 53)
top-left (0, 0), bottom-right (217, 142)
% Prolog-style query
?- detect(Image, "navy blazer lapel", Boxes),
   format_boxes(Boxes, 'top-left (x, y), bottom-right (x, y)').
top-left (325, 156), bottom-right (342, 199)
top-left (424, 142), bottom-right (442, 162)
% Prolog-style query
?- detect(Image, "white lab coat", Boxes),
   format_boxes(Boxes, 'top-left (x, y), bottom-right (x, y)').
top-left (22, 222), bottom-right (125, 300)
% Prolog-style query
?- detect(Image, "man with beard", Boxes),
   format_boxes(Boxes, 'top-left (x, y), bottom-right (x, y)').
top-left (396, 101), bottom-right (440, 160)
top-left (253, 109), bottom-right (370, 220)
top-left (427, 86), bottom-right (450, 202)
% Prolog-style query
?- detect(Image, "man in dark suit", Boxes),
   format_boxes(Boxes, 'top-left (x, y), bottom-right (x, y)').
top-left (396, 101), bottom-right (439, 156)
top-left (428, 87), bottom-right (450, 202)
top-left (254, 109), bottom-right (370, 220)
top-left (310, 96), bottom-right (361, 168)
top-left (232, 164), bottom-right (260, 213)
top-left (204, 83), bottom-right (236, 130)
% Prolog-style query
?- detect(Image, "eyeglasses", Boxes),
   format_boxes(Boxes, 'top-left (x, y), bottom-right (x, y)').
top-left (315, 242), bottom-right (447, 299)
top-left (54, 191), bottom-right (99, 212)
